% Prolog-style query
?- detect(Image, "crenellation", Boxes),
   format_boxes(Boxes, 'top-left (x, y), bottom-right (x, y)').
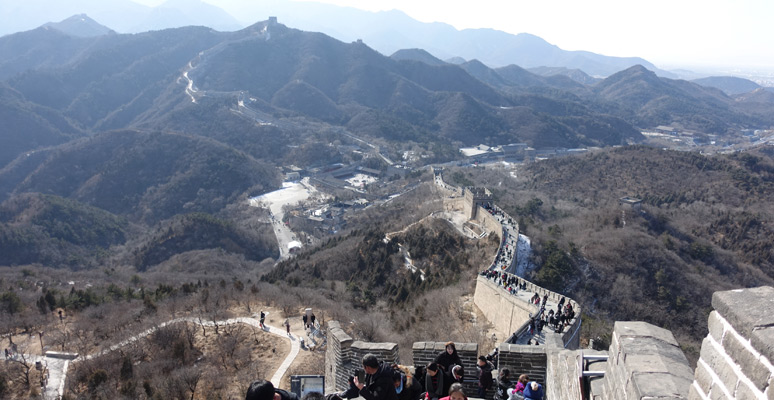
top-left (690, 286), bottom-right (774, 400)
top-left (602, 321), bottom-right (694, 400)
top-left (709, 311), bottom-right (727, 343)
top-left (721, 330), bottom-right (771, 391)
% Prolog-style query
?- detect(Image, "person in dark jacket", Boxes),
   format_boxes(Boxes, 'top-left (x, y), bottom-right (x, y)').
top-left (522, 382), bottom-right (543, 400)
top-left (246, 379), bottom-right (300, 400)
top-left (444, 365), bottom-right (463, 395)
top-left (392, 368), bottom-right (422, 400)
top-left (493, 368), bottom-right (512, 400)
top-left (355, 354), bottom-right (398, 400)
top-left (434, 342), bottom-right (463, 372)
top-left (425, 362), bottom-right (446, 400)
top-left (476, 356), bottom-right (494, 398)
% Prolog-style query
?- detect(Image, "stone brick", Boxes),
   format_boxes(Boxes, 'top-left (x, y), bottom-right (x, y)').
top-left (722, 329), bottom-right (771, 390)
top-left (694, 360), bottom-right (713, 395)
top-left (735, 380), bottom-right (760, 400)
top-left (613, 321), bottom-right (681, 347)
top-left (769, 374), bottom-right (774, 400)
top-left (707, 311), bottom-right (726, 342)
top-left (688, 382), bottom-right (703, 400)
top-left (751, 326), bottom-right (774, 368)
top-left (709, 383), bottom-right (728, 400)
top-left (700, 337), bottom-right (740, 394)
top-left (712, 286), bottom-right (774, 338)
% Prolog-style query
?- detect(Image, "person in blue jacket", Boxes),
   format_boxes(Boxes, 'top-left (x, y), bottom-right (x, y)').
top-left (522, 381), bottom-right (543, 400)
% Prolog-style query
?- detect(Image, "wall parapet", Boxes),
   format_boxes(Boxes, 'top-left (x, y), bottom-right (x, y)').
top-left (689, 286), bottom-right (774, 400)
top-left (325, 321), bottom-right (399, 393)
top-left (602, 321), bottom-right (694, 399)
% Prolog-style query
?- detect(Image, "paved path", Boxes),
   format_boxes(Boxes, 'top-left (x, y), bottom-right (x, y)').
top-left (38, 315), bottom-right (302, 398)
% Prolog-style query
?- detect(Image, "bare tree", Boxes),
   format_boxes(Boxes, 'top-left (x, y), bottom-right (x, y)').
top-left (177, 366), bottom-right (202, 400)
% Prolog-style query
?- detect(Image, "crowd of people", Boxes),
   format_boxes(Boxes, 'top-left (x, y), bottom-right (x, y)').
top-left (480, 269), bottom-right (527, 295)
top-left (480, 266), bottom-right (577, 343)
top-left (245, 342), bottom-right (545, 400)
top-left (482, 203), bottom-right (518, 273)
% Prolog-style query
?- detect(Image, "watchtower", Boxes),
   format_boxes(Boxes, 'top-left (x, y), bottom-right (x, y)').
top-left (463, 187), bottom-right (493, 219)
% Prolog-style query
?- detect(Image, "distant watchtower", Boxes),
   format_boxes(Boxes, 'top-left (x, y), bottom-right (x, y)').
top-left (619, 196), bottom-right (642, 211)
top-left (464, 187), bottom-right (493, 219)
top-left (268, 16), bottom-right (278, 25)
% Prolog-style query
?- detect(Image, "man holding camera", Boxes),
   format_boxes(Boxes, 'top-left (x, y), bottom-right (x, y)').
top-left (353, 353), bottom-right (398, 400)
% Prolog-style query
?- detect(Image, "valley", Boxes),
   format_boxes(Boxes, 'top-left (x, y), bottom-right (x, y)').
top-left (1, 11), bottom-right (773, 400)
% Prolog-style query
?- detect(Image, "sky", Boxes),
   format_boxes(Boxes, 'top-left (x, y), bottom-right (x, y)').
top-left (132, 0), bottom-right (774, 70)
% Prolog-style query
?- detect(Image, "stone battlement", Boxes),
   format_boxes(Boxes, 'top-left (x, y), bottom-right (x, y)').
top-left (689, 286), bottom-right (774, 399)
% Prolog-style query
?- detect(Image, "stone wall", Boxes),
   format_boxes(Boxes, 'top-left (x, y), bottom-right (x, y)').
top-left (474, 276), bottom-right (538, 339)
top-left (602, 321), bottom-right (694, 399)
top-left (325, 321), bottom-right (400, 393)
top-left (498, 343), bottom-right (548, 388)
top-left (545, 349), bottom-right (595, 400)
top-left (413, 342), bottom-right (479, 394)
top-left (688, 286), bottom-right (774, 400)
top-left (474, 275), bottom-right (582, 350)
top-left (472, 206), bottom-right (504, 236)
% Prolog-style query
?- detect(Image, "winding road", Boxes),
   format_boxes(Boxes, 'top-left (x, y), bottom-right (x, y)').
top-left (38, 315), bottom-right (302, 399)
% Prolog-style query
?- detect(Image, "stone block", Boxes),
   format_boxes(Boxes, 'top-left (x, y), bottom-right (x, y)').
top-left (709, 383), bottom-right (728, 400)
top-left (694, 360), bottom-right (713, 395)
top-left (459, 343), bottom-right (478, 352)
top-left (619, 337), bottom-right (690, 365)
top-left (751, 326), bottom-right (774, 368)
top-left (413, 342), bottom-right (428, 351)
top-left (735, 380), bottom-right (760, 400)
top-left (722, 329), bottom-right (771, 390)
top-left (630, 371), bottom-right (692, 398)
top-left (688, 383), bottom-right (704, 400)
top-left (712, 286), bottom-right (774, 338)
top-left (613, 321), bottom-right (681, 347)
top-left (700, 337), bottom-right (740, 394)
top-left (707, 311), bottom-right (726, 342)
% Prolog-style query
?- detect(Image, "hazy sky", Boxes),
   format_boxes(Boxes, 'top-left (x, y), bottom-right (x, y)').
top-left (138, 0), bottom-right (773, 69)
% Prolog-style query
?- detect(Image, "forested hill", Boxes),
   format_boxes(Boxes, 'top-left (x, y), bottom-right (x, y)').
top-left (452, 146), bottom-right (774, 362)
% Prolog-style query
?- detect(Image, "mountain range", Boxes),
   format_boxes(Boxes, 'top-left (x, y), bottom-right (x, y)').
top-left (0, 18), bottom-right (772, 270)
top-left (0, 0), bottom-right (689, 79)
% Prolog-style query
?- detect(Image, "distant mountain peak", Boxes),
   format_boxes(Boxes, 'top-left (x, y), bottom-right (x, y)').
top-left (41, 14), bottom-right (114, 37)
top-left (390, 48), bottom-right (447, 66)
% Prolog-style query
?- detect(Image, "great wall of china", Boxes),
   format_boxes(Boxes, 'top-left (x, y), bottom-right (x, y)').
top-left (324, 171), bottom-right (774, 399)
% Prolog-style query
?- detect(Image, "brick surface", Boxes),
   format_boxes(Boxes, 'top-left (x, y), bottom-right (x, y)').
top-left (735, 380), bottom-right (760, 400)
top-left (712, 286), bottom-right (774, 338)
top-left (722, 330), bottom-right (771, 391)
top-left (751, 326), bottom-right (774, 368)
top-left (707, 311), bottom-right (726, 342)
top-left (700, 337), bottom-right (740, 394)
top-left (709, 383), bottom-right (728, 400)
top-left (694, 360), bottom-right (713, 395)
top-left (688, 383), bottom-right (703, 400)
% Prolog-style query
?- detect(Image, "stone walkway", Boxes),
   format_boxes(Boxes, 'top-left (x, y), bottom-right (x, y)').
top-left (36, 315), bottom-right (302, 398)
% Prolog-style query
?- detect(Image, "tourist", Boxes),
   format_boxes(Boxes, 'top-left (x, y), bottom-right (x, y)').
top-left (477, 355), bottom-right (494, 398)
top-left (494, 368), bottom-right (512, 400)
top-left (392, 367), bottom-right (422, 400)
top-left (354, 353), bottom-right (398, 400)
top-left (260, 311), bottom-right (266, 329)
top-left (434, 342), bottom-right (462, 372)
top-left (245, 379), bottom-right (299, 400)
top-left (425, 363), bottom-right (446, 400)
top-left (513, 374), bottom-right (529, 397)
top-left (284, 318), bottom-right (291, 336)
top-left (444, 365), bottom-right (464, 395)
top-left (302, 393), bottom-right (324, 400)
top-left (522, 382), bottom-right (543, 400)
top-left (439, 383), bottom-right (467, 400)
